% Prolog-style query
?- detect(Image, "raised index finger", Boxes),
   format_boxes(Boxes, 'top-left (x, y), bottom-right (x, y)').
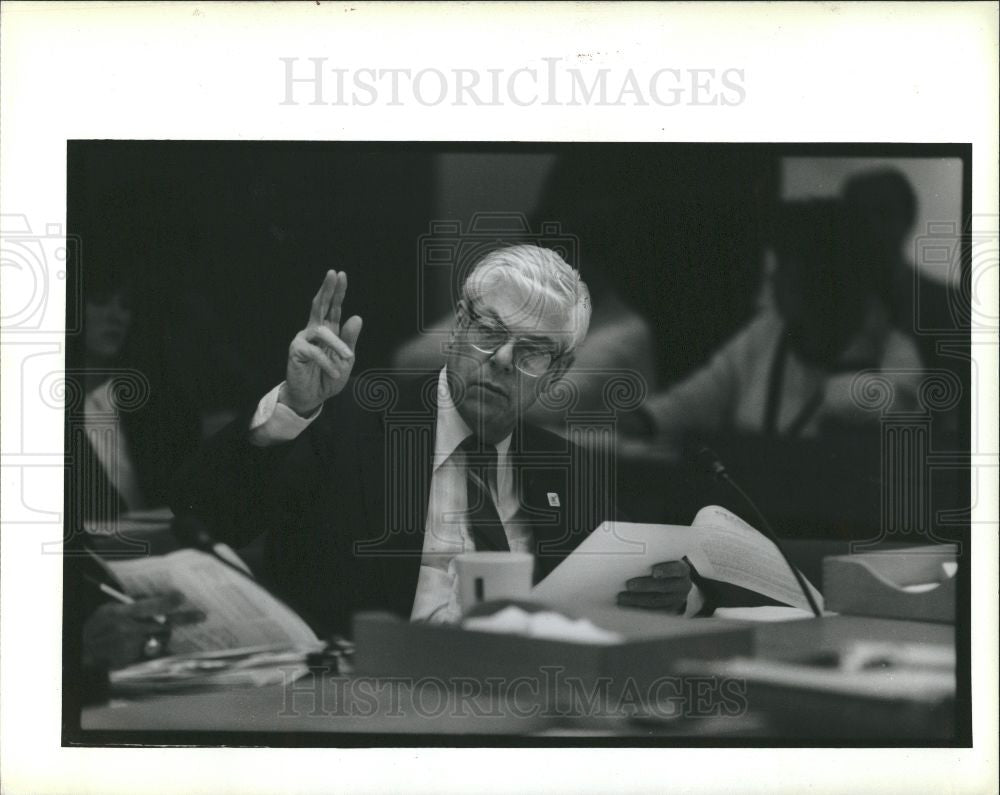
top-left (310, 270), bottom-right (339, 326)
top-left (325, 271), bottom-right (348, 330)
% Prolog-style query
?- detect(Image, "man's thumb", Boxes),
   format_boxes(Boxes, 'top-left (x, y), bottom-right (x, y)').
top-left (341, 315), bottom-right (363, 351)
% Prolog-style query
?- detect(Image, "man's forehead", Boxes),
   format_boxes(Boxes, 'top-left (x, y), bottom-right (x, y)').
top-left (470, 274), bottom-right (575, 340)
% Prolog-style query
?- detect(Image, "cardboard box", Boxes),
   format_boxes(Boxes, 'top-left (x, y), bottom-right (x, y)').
top-left (823, 545), bottom-right (957, 624)
top-left (352, 606), bottom-right (753, 703)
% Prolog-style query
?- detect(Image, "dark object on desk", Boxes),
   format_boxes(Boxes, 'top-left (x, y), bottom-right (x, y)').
top-left (823, 545), bottom-right (957, 624)
top-left (306, 636), bottom-right (356, 675)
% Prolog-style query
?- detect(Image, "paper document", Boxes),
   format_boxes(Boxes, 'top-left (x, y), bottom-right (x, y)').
top-left (531, 521), bottom-right (696, 607)
top-left (110, 645), bottom-right (316, 694)
top-left (106, 548), bottom-right (320, 654)
top-left (713, 606), bottom-right (815, 622)
top-left (531, 505), bottom-right (823, 613)
top-left (686, 505), bottom-right (824, 612)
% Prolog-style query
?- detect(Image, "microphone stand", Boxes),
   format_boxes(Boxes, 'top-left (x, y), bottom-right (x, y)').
top-left (698, 447), bottom-right (823, 618)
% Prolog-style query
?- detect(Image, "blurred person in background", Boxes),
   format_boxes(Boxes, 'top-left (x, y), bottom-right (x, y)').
top-left (67, 271), bottom-right (206, 696)
top-left (641, 198), bottom-right (925, 444)
top-left (843, 168), bottom-right (960, 390)
top-left (75, 275), bottom-right (201, 522)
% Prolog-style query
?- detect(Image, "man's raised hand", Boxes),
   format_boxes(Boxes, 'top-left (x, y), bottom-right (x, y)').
top-left (279, 270), bottom-right (363, 417)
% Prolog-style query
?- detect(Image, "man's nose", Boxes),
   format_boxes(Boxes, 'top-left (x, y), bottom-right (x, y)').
top-left (490, 340), bottom-right (516, 370)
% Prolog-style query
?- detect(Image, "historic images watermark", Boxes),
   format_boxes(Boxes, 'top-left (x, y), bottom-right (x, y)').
top-left (849, 216), bottom-right (998, 553)
top-left (1, 214), bottom-right (79, 334)
top-left (1, 213), bottom-right (153, 556)
top-left (279, 58), bottom-right (746, 108)
top-left (278, 665), bottom-right (749, 723)
top-left (2, 215), bottom-right (79, 552)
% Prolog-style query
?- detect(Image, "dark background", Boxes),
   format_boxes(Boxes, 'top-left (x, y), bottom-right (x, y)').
top-left (65, 141), bottom-right (971, 543)
top-left (63, 141), bottom-right (974, 747)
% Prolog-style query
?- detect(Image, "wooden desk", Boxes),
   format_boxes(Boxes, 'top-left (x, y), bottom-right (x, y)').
top-left (79, 615), bottom-right (956, 742)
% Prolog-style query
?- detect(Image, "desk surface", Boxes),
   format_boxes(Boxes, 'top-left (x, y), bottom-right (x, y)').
top-left (79, 615), bottom-right (956, 741)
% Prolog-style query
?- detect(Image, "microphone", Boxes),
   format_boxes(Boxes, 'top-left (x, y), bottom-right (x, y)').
top-left (695, 446), bottom-right (823, 618)
top-left (695, 446), bottom-right (728, 482)
top-left (170, 514), bottom-right (217, 552)
top-left (170, 514), bottom-right (254, 580)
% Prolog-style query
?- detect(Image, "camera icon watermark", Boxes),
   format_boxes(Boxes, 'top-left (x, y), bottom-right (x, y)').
top-left (415, 213), bottom-right (579, 336)
top-left (1, 214), bottom-right (82, 334)
top-left (912, 214), bottom-right (998, 336)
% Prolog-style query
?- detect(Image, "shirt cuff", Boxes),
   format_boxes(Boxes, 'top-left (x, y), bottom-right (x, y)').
top-left (248, 382), bottom-right (321, 446)
top-left (683, 582), bottom-right (707, 618)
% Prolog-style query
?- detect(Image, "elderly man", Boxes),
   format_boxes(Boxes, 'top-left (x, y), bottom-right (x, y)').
top-left (172, 245), bottom-right (694, 634)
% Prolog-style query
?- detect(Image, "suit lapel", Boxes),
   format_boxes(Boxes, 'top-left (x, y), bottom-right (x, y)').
top-left (512, 425), bottom-right (579, 583)
top-left (353, 373), bottom-right (438, 616)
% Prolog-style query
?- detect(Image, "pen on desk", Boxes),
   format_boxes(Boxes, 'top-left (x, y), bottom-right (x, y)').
top-left (83, 574), bottom-right (169, 625)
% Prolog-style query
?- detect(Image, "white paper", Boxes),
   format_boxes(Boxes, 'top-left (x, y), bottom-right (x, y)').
top-left (462, 605), bottom-right (623, 645)
top-left (688, 506), bottom-right (825, 613)
top-left (531, 506), bottom-right (823, 613)
top-left (106, 548), bottom-right (320, 654)
top-left (531, 521), bottom-right (697, 608)
top-left (713, 606), bottom-right (815, 622)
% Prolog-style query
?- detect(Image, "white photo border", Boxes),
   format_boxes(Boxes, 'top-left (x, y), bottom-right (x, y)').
top-left (1, 2), bottom-right (997, 794)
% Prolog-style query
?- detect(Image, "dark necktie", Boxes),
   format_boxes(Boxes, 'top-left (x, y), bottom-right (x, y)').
top-left (461, 435), bottom-right (510, 552)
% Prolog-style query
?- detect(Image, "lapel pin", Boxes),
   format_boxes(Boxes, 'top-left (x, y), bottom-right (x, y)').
top-left (547, 492), bottom-right (561, 507)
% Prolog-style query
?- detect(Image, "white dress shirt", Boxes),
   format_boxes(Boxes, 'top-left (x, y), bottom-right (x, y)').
top-left (249, 368), bottom-right (529, 624)
top-left (249, 367), bottom-right (702, 622)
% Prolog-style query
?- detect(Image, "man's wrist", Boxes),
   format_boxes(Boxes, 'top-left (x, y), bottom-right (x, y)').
top-left (277, 384), bottom-right (321, 419)
top-left (250, 382), bottom-right (322, 446)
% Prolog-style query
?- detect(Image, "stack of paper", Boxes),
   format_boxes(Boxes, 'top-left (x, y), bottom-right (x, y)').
top-left (109, 644), bottom-right (323, 695)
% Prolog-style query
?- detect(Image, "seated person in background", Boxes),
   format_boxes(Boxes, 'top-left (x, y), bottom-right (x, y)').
top-left (72, 574), bottom-right (204, 706)
top-left (843, 168), bottom-right (962, 401)
top-left (171, 245), bottom-right (699, 635)
top-left (642, 199), bottom-right (924, 444)
top-left (68, 278), bottom-right (205, 683)
top-left (80, 283), bottom-right (147, 516)
top-left (76, 280), bottom-right (201, 523)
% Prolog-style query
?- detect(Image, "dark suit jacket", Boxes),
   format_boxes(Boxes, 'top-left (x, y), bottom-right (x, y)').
top-left (170, 372), bottom-right (616, 636)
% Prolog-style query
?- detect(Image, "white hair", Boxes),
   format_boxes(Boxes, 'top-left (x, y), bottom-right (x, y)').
top-left (461, 244), bottom-right (591, 351)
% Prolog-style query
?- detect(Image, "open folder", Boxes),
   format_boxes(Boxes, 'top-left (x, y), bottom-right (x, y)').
top-left (531, 505), bottom-right (824, 614)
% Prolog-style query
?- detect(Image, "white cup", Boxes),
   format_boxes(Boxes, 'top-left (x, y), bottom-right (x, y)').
top-left (454, 551), bottom-right (533, 611)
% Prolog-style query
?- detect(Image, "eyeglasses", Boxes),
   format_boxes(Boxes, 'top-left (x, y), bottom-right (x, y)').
top-left (462, 305), bottom-right (562, 378)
